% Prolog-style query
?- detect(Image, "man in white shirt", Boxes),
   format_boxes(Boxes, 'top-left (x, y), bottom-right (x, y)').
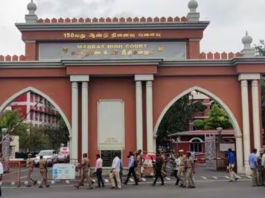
top-left (109, 153), bottom-right (121, 189)
top-left (94, 154), bottom-right (105, 188)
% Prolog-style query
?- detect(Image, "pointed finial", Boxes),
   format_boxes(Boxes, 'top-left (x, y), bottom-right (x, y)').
top-left (25, 0), bottom-right (38, 23)
top-left (241, 31), bottom-right (255, 57)
top-left (187, 0), bottom-right (200, 22)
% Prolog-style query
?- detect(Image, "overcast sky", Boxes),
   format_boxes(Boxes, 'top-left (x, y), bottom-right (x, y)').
top-left (0, 0), bottom-right (264, 55)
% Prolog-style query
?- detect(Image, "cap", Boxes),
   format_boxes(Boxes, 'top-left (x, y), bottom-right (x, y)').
top-left (179, 149), bottom-right (184, 153)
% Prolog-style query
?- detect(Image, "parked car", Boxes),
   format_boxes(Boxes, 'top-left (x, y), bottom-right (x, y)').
top-left (57, 147), bottom-right (70, 163)
top-left (34, 150), bottom-right (58, 167)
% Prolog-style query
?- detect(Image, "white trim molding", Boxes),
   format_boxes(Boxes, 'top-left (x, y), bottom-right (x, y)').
top-left (70, 75), bottom-right (90, 82)
top-left (238, 73), bottom-right (261, 81)
top-left (189, 137), bottom-right (203, 143)
top-left (153, 86), bottom-right (244, 174)
top-left (135, 75), bottom-right (154, 81)
top-left (0, 87), bottom-right (72, 135)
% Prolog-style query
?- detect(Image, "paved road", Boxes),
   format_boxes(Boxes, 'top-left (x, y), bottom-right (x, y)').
top-left (4, 166), bottom-right (253, 186)
top-left (2, 180), bottom-right (265, 198)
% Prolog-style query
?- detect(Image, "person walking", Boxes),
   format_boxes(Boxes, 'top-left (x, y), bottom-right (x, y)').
top-left (136, 150), bottom-right (143, 182)
top-left (39, 156), bottom-right (49, 188)
top-left (0, 160), bottom-right (3, 197)
top-left (186, 152), bottom-right (195, 188)
top-left (257, 149), bottom-right (264, 186)
top-left (94, 154), bottom-right (104, 188)
top-left (74, 153), bottom-right (93, 190)
top-left (227, 148), bottom-right (239, 182)
top-left (124, 151), bottom-right (138, 185)
top-left (152, 152), bottom-right (164, 186)
top-left (249, 148), bottom-right (258, 187)
top-left (109, 152), bottom-right (121, 189)
top-left (177, 150), bottom-right (187, 188)
top-left (174, 153), bottom-right (180, 186)
top-left (26, 154), bottom-right (37, 187)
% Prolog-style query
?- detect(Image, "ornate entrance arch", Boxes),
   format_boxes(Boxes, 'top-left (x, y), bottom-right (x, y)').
top-left (153, 86), bottom-right (244, 173)
top-left (0, 86), bottom-right (72, 135)
top-left (1, 0), bottom-right (264, 174)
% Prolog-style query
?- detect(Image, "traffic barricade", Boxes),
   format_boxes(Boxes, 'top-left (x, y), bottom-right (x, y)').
top-left (1, 161), bottom-right (21, 187)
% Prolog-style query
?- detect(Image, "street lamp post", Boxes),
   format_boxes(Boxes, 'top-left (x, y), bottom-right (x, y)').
top-left (1, 128), bottom-right (10, 173)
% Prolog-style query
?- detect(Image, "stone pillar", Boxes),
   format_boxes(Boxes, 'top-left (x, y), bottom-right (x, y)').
top-left (71, 81), bottom-right (78, 163)
top-left (70, 75), bottom-right (90, 162)
top-left (235, 134), bottom-right (244, 174)
top-left (135, 81), bottom-right (143, 151)
top-left (240, 80), bottom-right (251, 174)
top-left (82, 81), bottom-right (89, 155)
top-left (251, 80), bottom-right (261, 153)
top-left (146, 81), bottom-right (154, 153)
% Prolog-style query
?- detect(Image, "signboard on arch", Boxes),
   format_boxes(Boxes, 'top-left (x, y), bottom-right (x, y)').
top-left (38, 42), bottom-right (186, 60)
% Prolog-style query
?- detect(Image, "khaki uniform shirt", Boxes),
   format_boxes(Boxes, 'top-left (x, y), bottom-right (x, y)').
top-left (186, 156), bottom-right (194, 168)
top-left (39, 159), bottom-right (46, 172)
top-left (82, 158), bottom-right (90, 172)
top-left (27, 158), bottom-right (34, 169)
top-left (179, 155), bottom-right (187, 171)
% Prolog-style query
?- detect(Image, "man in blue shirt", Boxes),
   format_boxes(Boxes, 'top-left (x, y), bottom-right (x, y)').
top-left (123, 151), bottom-right (138, 185)
top-left (249, 148), bottom-right (258, 186)
top-left (227, 148), bottom-right (239, 182)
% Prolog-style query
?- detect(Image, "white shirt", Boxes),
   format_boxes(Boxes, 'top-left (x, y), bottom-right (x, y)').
top-left (0, 162), bottom-right (3, 175)
top-left (175, 158), bottom-right (180, 170)
top-left (112, 156), bottom-right (121, 171)
top-left (261, 153), bottom-right (265, 167)
top-left (95, 158), bottom-right (103, 171)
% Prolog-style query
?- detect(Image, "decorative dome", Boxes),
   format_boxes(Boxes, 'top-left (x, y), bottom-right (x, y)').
top-left (188, 0), bottom-right (198, 10)
top-left (27, 0), bottom-right (37, 12)
top-left (242, 31), bottom-right (253, 45)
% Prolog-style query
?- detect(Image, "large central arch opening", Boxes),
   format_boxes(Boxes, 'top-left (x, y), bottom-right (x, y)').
top-left (0, 87), bottom-right (71, 174)
top-left (153, 86), bottom-right (244, 176)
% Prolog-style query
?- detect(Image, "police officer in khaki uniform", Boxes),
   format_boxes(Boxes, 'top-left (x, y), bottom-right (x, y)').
top-left (75, 153), bottom-right (93, 189)
top-left (186, 152), bottom-right (195, 188)
top-left (26, 154), bottom-right (37, 187)
top-left (136, 150), bottom-right (143, 181)
top-left (161, 152), bottom-right (166, 177)
top-left (39, 155), bottom-right (49, 188)
top-left (177, 150), bottom-right (187, 187)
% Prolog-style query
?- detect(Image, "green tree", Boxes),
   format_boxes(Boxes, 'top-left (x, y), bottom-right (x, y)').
top-left (44, 116), bottom-right (69, 150)
top-left (193, 120), bottom-right (205, 130)
top-left (255, 40), bottom-right (265, 56)
top-left (194, 104), bottom-right (233, 130)
top-left (0, 109), bottom-right (29, 148)
top-left (157, 94), bottom-right (207, 140)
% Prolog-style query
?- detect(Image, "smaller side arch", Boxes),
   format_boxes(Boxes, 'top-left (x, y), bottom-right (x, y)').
top-left (189, 137), bottom-right (203, 143)
top-left (153, 86), bottom-right (242, 137)
top-left (0, 86), bottom-right (72, 135)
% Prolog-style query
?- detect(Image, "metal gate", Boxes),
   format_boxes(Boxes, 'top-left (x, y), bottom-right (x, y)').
top-left (205, 135), bottom-right (217, 170)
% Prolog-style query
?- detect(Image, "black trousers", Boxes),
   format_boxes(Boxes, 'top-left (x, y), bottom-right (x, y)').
top-left (153, 170), bottom-right (164, 185)
top-left (124, 167), bottom-right (138, 184)
top-left (96, 168), bottom-right (105, 187)
top-left (173, 170), bottom-right (180, 185)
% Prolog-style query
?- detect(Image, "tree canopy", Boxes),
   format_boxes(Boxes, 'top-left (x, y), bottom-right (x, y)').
top-left (255, 40), bottom-right (265, 56)
top-left (157, 94), bottom-right (207, 140)
top-left (193, 104), bottom-right (233, 130)
top-left (0, 109), bottom-right (69, 151)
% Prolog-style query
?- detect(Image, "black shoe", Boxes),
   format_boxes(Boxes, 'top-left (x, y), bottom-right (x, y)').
top-left (161, 183), bottom-right (164, 186)
top-left (39, 186), bottom-right (43, 188)
top-left (34, 181), bottom-right (37, 186)
top-left (46, 185), bottom-right (50, 188)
